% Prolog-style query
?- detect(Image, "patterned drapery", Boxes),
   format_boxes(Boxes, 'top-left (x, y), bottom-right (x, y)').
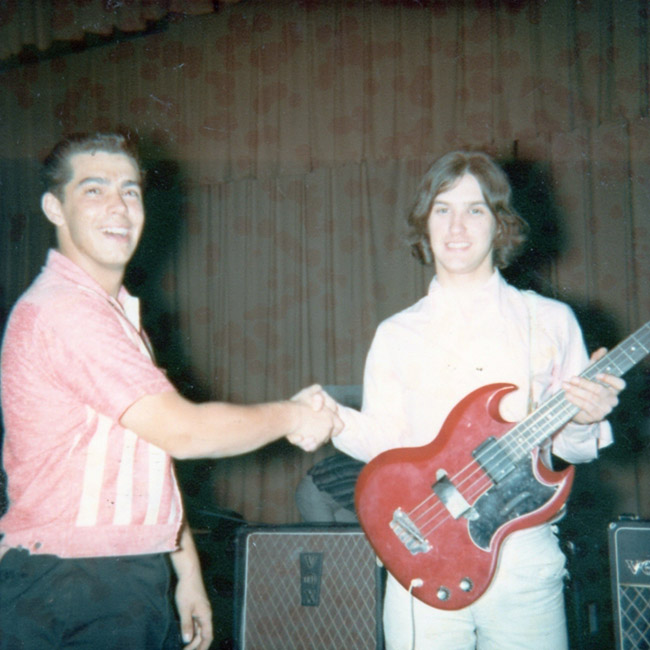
top-left (1, 0), bottom-right (648, 527)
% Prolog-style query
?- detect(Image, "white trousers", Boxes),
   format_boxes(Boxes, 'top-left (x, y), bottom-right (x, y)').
top-left (383, 524), bottom-right (569, 650)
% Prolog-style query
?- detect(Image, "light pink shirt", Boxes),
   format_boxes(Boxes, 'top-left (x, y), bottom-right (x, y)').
top-left (334, 271), bottom-right (612, 463)
top-left (0, 250), bottom-right (182, 558)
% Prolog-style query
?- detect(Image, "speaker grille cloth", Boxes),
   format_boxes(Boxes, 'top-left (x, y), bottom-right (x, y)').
top-left (240, 531), bottom-right (380, 650)
top-left (610, 522), bottom-right (650, 650)
top-left (618, 585), bottom-right (650, 650)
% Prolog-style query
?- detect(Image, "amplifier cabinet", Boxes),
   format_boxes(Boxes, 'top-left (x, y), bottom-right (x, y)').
top-left (234, 525), bottom-right (384, 650)
top-left (609, 520), bottom-right (650, 650)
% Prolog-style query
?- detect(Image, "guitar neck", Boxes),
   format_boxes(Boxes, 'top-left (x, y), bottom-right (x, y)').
top-left (507, 321), bottom-right (650, 458)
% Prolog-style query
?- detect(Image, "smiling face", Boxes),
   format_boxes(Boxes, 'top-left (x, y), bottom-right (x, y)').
top-left (427, 173), bottom-right (498, 287)
top-left (42, 151), bottom-right (144, 296)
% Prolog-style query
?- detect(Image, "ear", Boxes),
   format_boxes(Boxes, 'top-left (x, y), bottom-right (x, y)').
top-left (41, 192), bottom-right (65, 227)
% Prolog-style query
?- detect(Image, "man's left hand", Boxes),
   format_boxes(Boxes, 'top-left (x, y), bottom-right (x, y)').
top-left (175, 569), bottom-right (213, 650)
top-left (564, 347), bottom-right (626, 425)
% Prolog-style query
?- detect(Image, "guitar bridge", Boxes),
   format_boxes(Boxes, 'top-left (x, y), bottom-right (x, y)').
top-left (390, 508), bottom-right (432, 555)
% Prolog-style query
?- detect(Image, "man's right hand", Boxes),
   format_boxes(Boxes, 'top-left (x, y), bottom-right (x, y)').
top-left (286, 384), bottom-right (344, 452)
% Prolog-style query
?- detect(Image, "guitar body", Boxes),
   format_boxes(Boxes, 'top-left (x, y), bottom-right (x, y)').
top-left (355, 383), bottom-right (574, 611)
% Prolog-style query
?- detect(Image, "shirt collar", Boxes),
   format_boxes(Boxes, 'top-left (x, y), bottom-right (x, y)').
top-left (427, 269), bottom-right (503, 298)
top-left (45, 249), bottom-right (136, 316)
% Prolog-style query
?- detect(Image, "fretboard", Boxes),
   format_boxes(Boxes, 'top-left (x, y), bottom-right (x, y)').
top-left (504, 320), bottom-right (650, 460)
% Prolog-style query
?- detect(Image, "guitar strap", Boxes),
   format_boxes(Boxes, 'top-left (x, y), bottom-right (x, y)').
top-left (524, 290), bottom-right (554, 465)
top-left (524, 290), bottom-right (537, 416)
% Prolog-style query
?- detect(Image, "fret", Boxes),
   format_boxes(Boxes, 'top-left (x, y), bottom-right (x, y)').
top-left (498, 320), bottom-right (650, 462)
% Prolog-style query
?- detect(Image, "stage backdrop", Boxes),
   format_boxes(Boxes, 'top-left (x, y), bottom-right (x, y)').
top-left (0, 0), bottom-right (648, 528)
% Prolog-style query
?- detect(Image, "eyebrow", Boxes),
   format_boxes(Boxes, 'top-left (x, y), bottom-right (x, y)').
top-left (76, 176), bottom-right (141, 189)
top-left (433, 199), bottom-right (488, 205)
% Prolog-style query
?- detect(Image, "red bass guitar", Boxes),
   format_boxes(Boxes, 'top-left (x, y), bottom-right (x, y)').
top-left (355, 321), bottom-right (650, 610)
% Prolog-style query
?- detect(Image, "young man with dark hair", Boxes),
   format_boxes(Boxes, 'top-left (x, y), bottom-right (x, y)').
top-left (0, 133), bottom-right (342, 649)
top-left (332, 151), bottom-right (625, 649)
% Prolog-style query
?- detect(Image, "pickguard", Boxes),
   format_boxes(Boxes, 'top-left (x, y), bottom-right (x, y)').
top-left (469, 458), bottom-right (557, 549)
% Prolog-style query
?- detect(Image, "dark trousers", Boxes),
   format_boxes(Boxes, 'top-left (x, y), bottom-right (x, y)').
top-left (0, 548), bottom-right (182, 649)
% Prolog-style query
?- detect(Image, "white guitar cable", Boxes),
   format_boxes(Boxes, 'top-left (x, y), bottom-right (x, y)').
top-left (408, 578), bottom-right (424, 650)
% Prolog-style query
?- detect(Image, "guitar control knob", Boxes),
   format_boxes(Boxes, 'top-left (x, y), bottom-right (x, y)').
top-left (436, 587), bottom-right (450, 601)
top-left (459, 578), bottom-right (473, 592)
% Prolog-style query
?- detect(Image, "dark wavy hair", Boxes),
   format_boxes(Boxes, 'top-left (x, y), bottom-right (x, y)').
top-left (406, 151), bottom-right (528, 269)
top-left (42, 132), bottom-right (142, 200)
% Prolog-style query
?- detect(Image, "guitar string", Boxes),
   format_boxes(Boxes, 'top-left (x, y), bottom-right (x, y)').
top-left (380, 330), bottom-right (649, 610)
top-left (399, 330), bottom-right (650, 540)
top-left (399, 333), bottom-right (649, 538)
top-left (405, 395), bottom-right (579, 538)
top-left (413, 332), bottom-right (650, 538)
top-left (380, 332), bottom-right (636, 604)
top-left (402, 390), bottom-right (578, 526)
top-left (415, 325), bottom-right (649, 520)
top-left (413, 395), bottom-right (598, 538)
top-left (404, 396), bottom-right (575, 535)
top-left (415, 395), bottom-right (600, 537)
top-left (452, 332), bottom-right (647, 478)
top-left (498, 334), bottom-right (648, 461)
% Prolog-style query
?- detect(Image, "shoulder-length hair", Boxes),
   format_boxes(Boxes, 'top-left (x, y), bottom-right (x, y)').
top-left (406, 151), bottom-right (528, 269)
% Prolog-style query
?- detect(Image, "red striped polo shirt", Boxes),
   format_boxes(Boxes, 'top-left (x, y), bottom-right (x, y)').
top-left (0, 250), bottom-right (183, 558)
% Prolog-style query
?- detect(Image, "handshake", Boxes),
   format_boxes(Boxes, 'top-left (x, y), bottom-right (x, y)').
top-left (286, 384), bottom-right (344, 452)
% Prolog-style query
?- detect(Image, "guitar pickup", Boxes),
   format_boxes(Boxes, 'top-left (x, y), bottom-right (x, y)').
top-left (472, 437), bottom-right (516, 483)
top-left (390, 508), bottom-right (432, 555)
